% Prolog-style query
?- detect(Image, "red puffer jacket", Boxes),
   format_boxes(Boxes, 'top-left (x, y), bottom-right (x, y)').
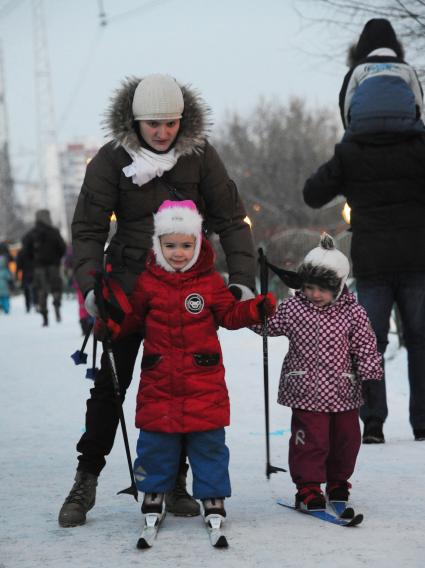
top-left (121, 238), bottom-right (259, 433)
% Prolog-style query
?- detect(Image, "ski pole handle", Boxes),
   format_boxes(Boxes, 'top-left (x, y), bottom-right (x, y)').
top-left (258, 248), bottom-right (268, 296)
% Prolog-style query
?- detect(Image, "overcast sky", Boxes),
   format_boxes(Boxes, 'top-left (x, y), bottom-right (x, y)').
top-left (0, 0), bottom-right (375, 182)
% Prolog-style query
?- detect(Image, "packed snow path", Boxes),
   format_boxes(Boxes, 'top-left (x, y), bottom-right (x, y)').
top-left (1, 296), bottom-right (423, 567)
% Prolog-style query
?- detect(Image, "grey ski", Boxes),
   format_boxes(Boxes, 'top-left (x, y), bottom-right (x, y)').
top-left (136, 511), bottom-right (166, 549)
top-left (204, 514), bottom-right (229, 548)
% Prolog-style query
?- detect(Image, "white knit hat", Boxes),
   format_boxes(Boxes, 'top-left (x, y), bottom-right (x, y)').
top-left (152, 200), bottom-right (203, 272)
top-left (299, 233), bottom-right (350, 298)
top-left (132, 74), bottom-right (184, 121)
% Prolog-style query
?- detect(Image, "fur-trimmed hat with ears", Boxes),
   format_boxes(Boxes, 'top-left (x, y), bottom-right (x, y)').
top-left (152, 200), bottom-right (203, 272)
top-left (298, 233), bottom-right (350, 299)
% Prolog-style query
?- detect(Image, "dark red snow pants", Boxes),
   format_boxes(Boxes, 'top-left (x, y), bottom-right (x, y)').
top-left (288, 409), bottom-right (361, 487)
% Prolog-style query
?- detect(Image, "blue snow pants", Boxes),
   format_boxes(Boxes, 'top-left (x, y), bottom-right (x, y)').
top-left (134, 428), bottom-right (231, 499)
top-left (0, 296), bottom-right (10, 313)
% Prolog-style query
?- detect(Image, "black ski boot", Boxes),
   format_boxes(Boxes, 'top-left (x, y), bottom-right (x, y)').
top-left (202, 498), bottom-right (226, 518)
top-left (42, 312), bottom-right (48, 327)
top-left (295, 485), bottom-right (326, 511)
top-left (165, 464), bottom-right (200, 516)
top-left (58, 471), bottom-right (98, 527)
top-left (326, 481), bottom-right (351, 502)
top-left (142, 493), bottom-right (165, 514)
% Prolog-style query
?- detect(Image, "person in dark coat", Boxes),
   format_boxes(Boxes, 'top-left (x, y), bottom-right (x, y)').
top-left (59, 74), bottom-right (256, 528)
top-left (21, 209), bottom-right (66, 326)
top-left (339, 18), bottom-right (423, 138)
top-left (303, 122), bottom-right (425, 445)
top-left (100, 200), bottom-right (273, 525)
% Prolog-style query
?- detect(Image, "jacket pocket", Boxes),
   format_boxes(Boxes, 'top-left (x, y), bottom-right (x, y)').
top-left (338, 372), bottom-right (361, 401)
top-left (283, 371), bottom-right (309, 397)
top-left (141, 354), bottom-right (162, 370)
top-left (193, 353), bottom-right (220, 367)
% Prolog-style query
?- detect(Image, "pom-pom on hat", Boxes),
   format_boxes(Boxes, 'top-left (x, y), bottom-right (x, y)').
top-left (152, 200), bottom-right (203, 272)
top-left (132, 74), bottom-right (184, 121)
top-left (298, 233), bottom-right (350, 299)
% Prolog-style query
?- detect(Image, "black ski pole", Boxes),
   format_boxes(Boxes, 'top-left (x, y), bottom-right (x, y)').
top-left (94, 272), bottom-right (138, 501)
top-left (104, 339), bottom-right (138, 500)
top-left (258, 248), bottom-right (286, 479)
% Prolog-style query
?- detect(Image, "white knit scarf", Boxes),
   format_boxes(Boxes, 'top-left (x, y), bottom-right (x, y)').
top-left (122, 146), bottom-right (179, 187)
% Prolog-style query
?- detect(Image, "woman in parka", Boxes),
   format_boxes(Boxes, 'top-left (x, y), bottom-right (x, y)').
top-left (59, 74), bottom-right (256, 528)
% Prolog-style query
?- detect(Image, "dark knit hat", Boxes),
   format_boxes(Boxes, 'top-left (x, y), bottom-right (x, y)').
top-left (35, 209), bottom-right (52, 226)
top-left (352, 19), bottom-right (404, 62)
top-left (298, 233), bottom-right (350, 298)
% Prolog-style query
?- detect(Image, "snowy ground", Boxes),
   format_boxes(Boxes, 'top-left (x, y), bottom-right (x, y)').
top-left (1, 295), bottom-right (424, 568)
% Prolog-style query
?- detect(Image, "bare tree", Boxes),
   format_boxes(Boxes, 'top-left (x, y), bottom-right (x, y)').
top-left (296, 0), bottom-right (425, 76)
top-left (212, 97), bottom-right (346, 276)
top-left (215, 98), bottom-right (342, 236)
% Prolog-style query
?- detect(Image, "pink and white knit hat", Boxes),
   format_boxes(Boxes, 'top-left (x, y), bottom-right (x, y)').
top-left (152, 200), bottom-right (203, 272)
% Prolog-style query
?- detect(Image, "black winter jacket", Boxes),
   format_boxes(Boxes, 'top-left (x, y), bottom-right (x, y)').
top-left (22, 222), bottom-right (66, 267)
top-left (303, 133), bottom-right (425, 277)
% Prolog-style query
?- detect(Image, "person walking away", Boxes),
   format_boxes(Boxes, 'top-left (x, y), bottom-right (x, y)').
top-left (59, 73), bottom-right (256, 527)
top-left (96, 200), bottom-right (275, 540)
top-left (339, 18), bottom-right (424, 139)
top-left (303, 79), bottom-right (425, 444)
top-left (251, 234), bottom-right (382, 510)
top-left (21, 209), bottom-right (66, 326)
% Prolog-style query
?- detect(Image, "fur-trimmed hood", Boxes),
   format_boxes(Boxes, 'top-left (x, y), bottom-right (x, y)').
top-left (103, 77), bottom-right (212, 157)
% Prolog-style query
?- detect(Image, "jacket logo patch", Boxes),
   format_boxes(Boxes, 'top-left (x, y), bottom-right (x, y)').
top-left (185, 293), bottom-right (204, 314)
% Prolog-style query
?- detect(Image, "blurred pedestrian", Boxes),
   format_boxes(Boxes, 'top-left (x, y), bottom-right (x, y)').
top-left (21, 209), bottom-right (66, 326)
top-left (0, 254), bottom-right (12, 314)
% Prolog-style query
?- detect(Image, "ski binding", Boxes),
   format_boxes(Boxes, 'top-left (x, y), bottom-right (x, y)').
top-left (136, 511), bottom-right (166, 549)
top-left (205, 514), bottom-right (228, 548)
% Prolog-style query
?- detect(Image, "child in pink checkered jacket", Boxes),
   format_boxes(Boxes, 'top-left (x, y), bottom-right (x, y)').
top-left (252, 234), bottom-right (382, 511)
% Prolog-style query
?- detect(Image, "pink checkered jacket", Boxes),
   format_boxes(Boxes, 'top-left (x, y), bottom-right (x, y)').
top-left (252, 287), bottom-right (383, 412)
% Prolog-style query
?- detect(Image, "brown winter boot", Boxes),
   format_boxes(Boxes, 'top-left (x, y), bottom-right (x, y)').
top-left (165, 465), bottom-right (200, 517)
top-left (58, 471), bottom-right (98, 527)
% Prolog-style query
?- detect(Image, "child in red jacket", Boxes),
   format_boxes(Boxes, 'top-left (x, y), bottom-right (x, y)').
top-left (107, 199), bottom-right (274, 543)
